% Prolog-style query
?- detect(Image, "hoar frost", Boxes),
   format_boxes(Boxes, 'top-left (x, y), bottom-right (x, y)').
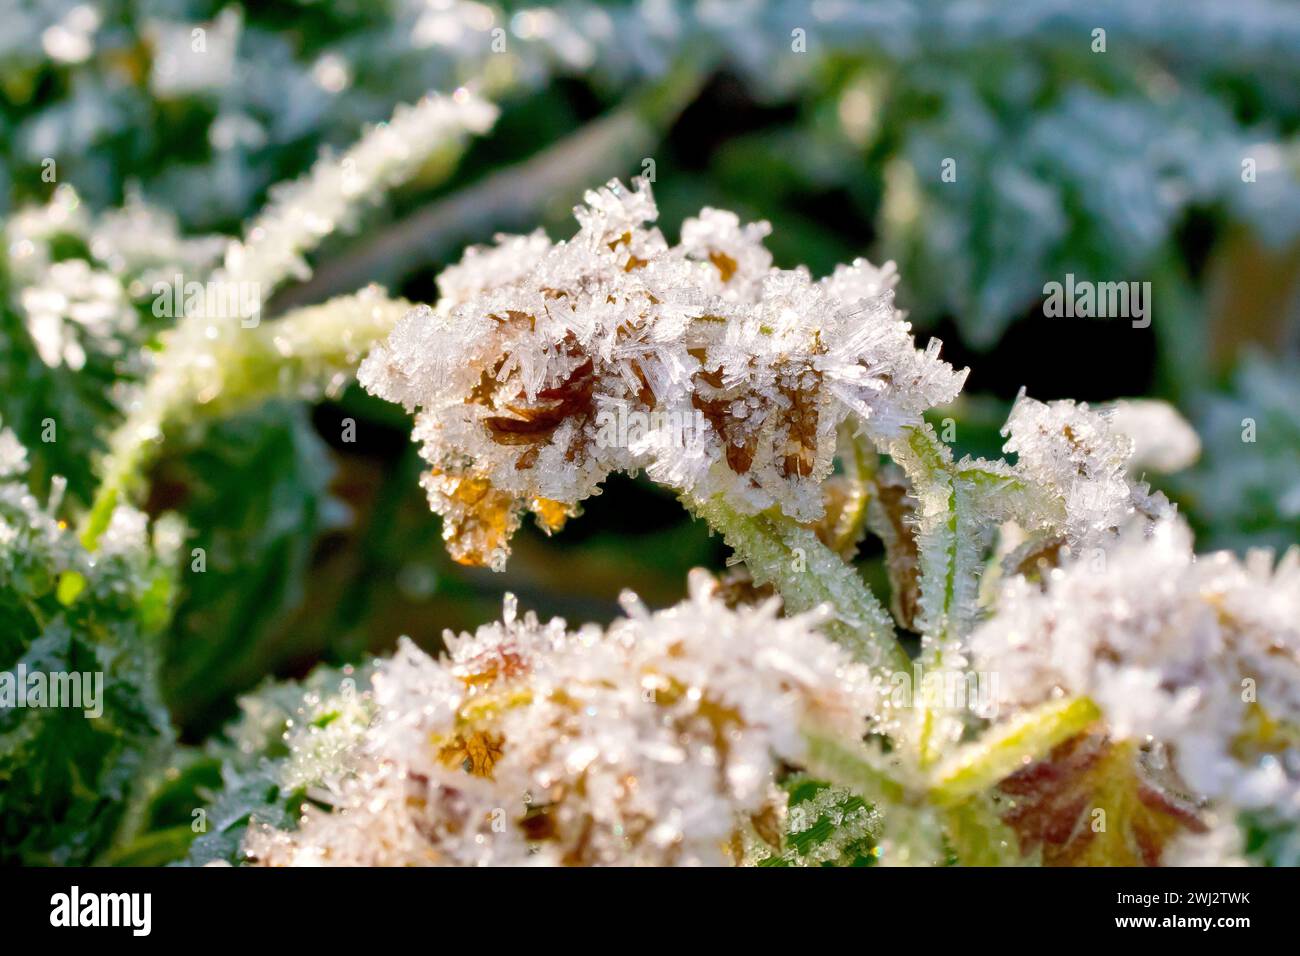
top-left (359, 177), bottom-right (966, 570)
top-left (973, 520), bottom-right (1300, 819)
top-left (243, 571), bottom-right (877, 866)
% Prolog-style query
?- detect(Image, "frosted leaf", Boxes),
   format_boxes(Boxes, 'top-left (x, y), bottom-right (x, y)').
top-left (0, 419), bottom-right (170, 612)
top-left (4, 183), bottom-right (230, 382)
top-left (360, 177), bottom-right (965, 569)
top-left (18, 259), bottom-right (135, 370)
top-left (243, 570), bottom-right (878, 866)
top-left (971, 520), bottom-right (1300, 819)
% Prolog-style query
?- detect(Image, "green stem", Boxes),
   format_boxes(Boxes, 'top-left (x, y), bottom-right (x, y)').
top-left (929, 696), bottom-right (1101, 805)
top-left (801, 730), bottom-right (909, 806)
top-left (890, 424), bottom-right (1027, 764)
top-left (688, 495), bottom-right (909, 679)
top-left (81, 291), bottom-right (409, 549)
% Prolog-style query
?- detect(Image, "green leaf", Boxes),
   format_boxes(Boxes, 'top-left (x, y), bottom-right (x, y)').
top-left (688, 495), bottom-right (908, 678)
top-left (183, 664), bottom-right (372, 866)
top-left (160, 402), bottom-right (347, 729)
top-left (0, 483), bottom-right (177, 864)
top-left (758, 776), bottom-right (881, 867)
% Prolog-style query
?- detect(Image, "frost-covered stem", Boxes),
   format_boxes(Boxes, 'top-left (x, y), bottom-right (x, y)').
top-left (888, 424), bottom-right (963, 764)
top-left (889, 424), bottom-right (1024, 764)
top-left (827, 424), bottom-right (876, 554)
top-left (185, 288), bottom-right (412, 420)
top-left (81, 290), bottom-right (410, 548)
top-left (80, 91), bottom-right (495, 550)
top-left (223, 91), bottom-right (498, 300)
top-left (273, 55), bottom-right (711, 310)
top-left (928, 696), bottom-right (1101, 805)
top-left (889, 424), bottom-right (958, 645)
top-left (689, 495), bottom-right (909, 679)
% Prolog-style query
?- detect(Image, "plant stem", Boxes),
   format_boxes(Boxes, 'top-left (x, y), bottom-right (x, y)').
top-left (688, 495), bottom-right (910, 679)
top-left (81, 290), bottom-right (409, 549)
top-left (929, 696), bottom-right (1101, 805)
top-left (271, 55), bottom-right (712, 311)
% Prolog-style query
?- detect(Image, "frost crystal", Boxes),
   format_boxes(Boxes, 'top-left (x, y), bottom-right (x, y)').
top-left (972, 520), bottom-right (1300, 819)
top-left (1002, 390), bottom-right (1178, 551)
top-left (243, 571), bottom-right (877, 866)
top-left (360, 177), bottom-right (966, 569)
top-left (221, 90), bottom-right (498, 293)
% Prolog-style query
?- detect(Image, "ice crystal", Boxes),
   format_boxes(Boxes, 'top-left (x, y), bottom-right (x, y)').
top-left (1002, 390), bottom-right (1178, 552)
top-left (220, 90), bottom-right (498, 293)
top-left (360, 177), bottom-right (966, 569)
top-left (243, 571), bottom-right (877, 866)
top-left (771, 777), bottom-right (882, 866)
top-left (972, 520), bottom-right (1300, 819)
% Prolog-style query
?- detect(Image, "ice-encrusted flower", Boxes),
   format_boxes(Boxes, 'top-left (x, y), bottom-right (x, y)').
top-left (359, 177), bottom-right (966, 569)
top-left (1001, 390), bottom-right (1183, 559)
top-left (243, 570), bottom-right (878, 866)
top-left (972, 520), bottom-right (1300, 818)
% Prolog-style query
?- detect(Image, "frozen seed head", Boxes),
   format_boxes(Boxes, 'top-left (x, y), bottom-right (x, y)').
top-left (1002, 389), bottom-right (1180, 551)
top-left (360, 176), bottom-right (966, 569)
top-left (243, 570), bottom-right (878, 866)
top-left (972, 520), bottom-right (1300, 818)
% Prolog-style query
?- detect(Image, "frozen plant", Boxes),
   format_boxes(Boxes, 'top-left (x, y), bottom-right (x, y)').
top-left (209, 179), bottom-right (1298, 867)
top-left (243, 571), bottom-right (877, 866)
top-left (2, 56), bottom-right (1295, 864)
top-left (358, 177), bottom-right (965, 570)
